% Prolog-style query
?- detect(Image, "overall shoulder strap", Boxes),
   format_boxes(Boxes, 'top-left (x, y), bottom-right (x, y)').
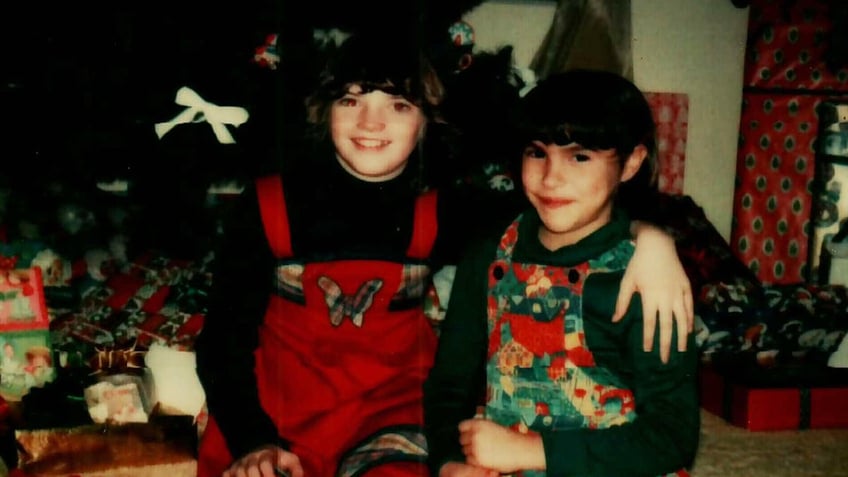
top-left (406, 189), bottom-right (439, 260)
top-left (255, 175), bottom-right (293, 259)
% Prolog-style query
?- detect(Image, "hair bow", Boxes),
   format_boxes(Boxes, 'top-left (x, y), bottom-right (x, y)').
top-left (154, 86), bottom-right (249, 144)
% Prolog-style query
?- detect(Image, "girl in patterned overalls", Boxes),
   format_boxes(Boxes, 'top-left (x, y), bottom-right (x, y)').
top-left (195, 33), bottom-right (694, 477)
top-left (424, 70), bottom-right (700, 477)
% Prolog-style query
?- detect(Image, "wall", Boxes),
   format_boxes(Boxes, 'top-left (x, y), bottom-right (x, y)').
top-left (464, 0), bottom-right (749, 241)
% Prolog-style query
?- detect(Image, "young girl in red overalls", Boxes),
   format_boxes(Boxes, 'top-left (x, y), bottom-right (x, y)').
top-left (195, 32), bottom-right (693, 477)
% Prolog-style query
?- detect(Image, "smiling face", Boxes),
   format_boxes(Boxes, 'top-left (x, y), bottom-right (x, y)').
top-left (522, 141), bottom-right (646, 250)
top-left (329, 84), bottom-right (426, 182)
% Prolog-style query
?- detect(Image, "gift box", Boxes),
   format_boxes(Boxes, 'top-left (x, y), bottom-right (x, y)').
top-left (0, 268), bottom-right (49, 331)
top-left (12, 415), bottom-right (197, 477)
top-left (0, 268), bottom-right (55, 402)
top-left (809, 100), bottom-right (848, 284)
top-left (0, 330), bottom-right (56, 402)
top-left (699, 363), bottom-right (848, 431)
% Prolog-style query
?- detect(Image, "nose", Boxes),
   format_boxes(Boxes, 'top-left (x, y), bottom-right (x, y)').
top-left (541, 156), bottom-right (568, 187)
top-left (357, 105), bottom-right (385, 132)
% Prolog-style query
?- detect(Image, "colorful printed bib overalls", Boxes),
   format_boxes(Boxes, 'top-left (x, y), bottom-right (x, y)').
top-left (485, 215), bottom-right (688, 477)
top-left (198, 175), bottom-right (438, 477)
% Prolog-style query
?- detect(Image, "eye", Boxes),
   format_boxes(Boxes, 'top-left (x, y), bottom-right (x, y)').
top-left (338, 96), bottom-right (357, 107)
top-left (573, 153), bottom-right (591, 163)
top-left (393, 101), bottom-right (414, 112)
top-left (523, 144), bottom-right (547, 159)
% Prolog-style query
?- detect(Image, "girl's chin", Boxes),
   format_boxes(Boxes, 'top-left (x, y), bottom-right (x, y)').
top-left (347, 165), bottom-right (406, 182)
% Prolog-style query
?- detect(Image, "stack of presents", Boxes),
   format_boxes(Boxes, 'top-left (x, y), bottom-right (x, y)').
top-left (0, 240), bottom-right (212, 475)
top-left (696, 0), bottom-right (848, 432)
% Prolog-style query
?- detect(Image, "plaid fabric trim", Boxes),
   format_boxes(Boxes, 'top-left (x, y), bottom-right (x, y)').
top-left (336, 426), bottom-right (427, 477)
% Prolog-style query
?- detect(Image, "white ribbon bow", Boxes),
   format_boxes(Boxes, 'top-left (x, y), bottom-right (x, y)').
top-left (154, 86), bottom-right (249, 144)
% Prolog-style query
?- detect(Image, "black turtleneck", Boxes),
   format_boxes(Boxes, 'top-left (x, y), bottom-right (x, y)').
top-left (286, 144), bottom-right (421, 261)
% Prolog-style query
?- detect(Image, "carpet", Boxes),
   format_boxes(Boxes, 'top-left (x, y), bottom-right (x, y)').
top-left (690, 409), bottom-right (848, 476)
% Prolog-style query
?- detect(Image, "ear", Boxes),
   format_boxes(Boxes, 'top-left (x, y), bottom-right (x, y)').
top-left (620, 144), bottom-right (648, 183)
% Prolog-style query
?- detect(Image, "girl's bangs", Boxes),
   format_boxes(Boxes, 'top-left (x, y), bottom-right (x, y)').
top-left (323, 34), bottom-right (425, 101)
top-left (526, 122), bottom-right (620, 151)
top-left (339, 79), bottom-right (420, 103)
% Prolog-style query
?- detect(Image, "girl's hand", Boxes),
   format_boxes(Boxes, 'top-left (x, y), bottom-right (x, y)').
top-left (439, 461), bottom-right (499, 477)
top-left (614, 221), bottom-right (694, 363)
top-left (223, 445), bottom-right (304, 477)
top-left (458, 419), bottom-right (545, 472)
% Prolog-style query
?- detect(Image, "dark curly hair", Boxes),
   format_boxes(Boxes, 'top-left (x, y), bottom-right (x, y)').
top-left (304, 32), bottom-right (445, 140)
top-left (298, 31), bottom-right (455, 192)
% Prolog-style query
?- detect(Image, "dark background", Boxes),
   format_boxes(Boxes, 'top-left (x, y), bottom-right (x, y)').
top-left (0, 1), bottom-right (489, 258)
top-left (0, 1), bottom-right (487, 185)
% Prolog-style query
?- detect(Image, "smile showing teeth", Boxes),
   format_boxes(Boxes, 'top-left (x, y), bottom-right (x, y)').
top-left (353, 138), bottom-right (389, 148)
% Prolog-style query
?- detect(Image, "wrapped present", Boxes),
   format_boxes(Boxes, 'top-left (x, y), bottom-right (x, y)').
top-left (700, 362), bottom-right (848, 430)
top-left (84, 373), bottom-right (151, 424)
top-left (49, 251), bottom-right (213, 365)
top-left (0, 267), bottom-right (55, 401)
top-left (0, 330), bottom-right (56, 402)
top-left (743, 0), bottom-right (848, 91)
top-left (810, 101), bottom-right (848, 283)
top-left (644, 92), bottom-right (689, 195)
top-left (730, 92), bottom-right (821, 284)
top-left (0, 268), bottom-right (49, 331)
top-left (14, 415), bottom-right (197, 477)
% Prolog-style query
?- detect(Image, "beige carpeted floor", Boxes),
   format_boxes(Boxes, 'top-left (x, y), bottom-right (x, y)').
top-left (690, 409), bottom-right (848, 476)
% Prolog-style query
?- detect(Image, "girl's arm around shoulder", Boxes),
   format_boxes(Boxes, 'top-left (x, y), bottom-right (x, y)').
top-left (424, 238), bottom-right (498, 475)
top-left (615, 220), bottom-right (694, 363)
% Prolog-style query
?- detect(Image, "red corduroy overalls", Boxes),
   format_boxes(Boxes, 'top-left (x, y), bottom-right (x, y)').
top-left (198, 175), bottom-right (438, 477)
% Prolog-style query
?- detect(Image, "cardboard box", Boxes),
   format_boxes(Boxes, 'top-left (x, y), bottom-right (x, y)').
top-left (700, 364), bottom-right (848, 431)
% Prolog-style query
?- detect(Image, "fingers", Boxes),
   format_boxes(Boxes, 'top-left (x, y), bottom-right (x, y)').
top-left (641, 301), bottom-right (657, 353)
top-left (683, 283), bottom-right (695, 333)
top-left (677, 280), bottom-right (694, 353)
top-left (458, 419), bottom-right (472, 434)
top-left (676, 307), bottom-right (689, 354)
top-left (458, 419), bottom-right (477, 448)
top-left (277, 452), bottom-right (304, 477)
top-left (657, 306), bottom-right (672, 364)
top-left (672, 292), bottom-right (690, 354)
top-left (258, 460), bottom-right (277, 477)
top-left (612, 276), bottom-right (636, 323)
top-left (224, 447), bottom-right (302, 477)
top-left (459, 419), bottom-right (480, 461)
top-left (459, 418), bottom-right (483, 432)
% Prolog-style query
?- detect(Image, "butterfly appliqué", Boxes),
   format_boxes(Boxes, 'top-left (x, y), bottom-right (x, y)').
top-left (317, 276), bottom-right (384, 327)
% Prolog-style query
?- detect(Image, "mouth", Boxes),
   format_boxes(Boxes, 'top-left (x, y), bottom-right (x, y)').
top-left (538, 197), bottom-right (574, 208)
top-left (352, 138), bottom-right (390, 149)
